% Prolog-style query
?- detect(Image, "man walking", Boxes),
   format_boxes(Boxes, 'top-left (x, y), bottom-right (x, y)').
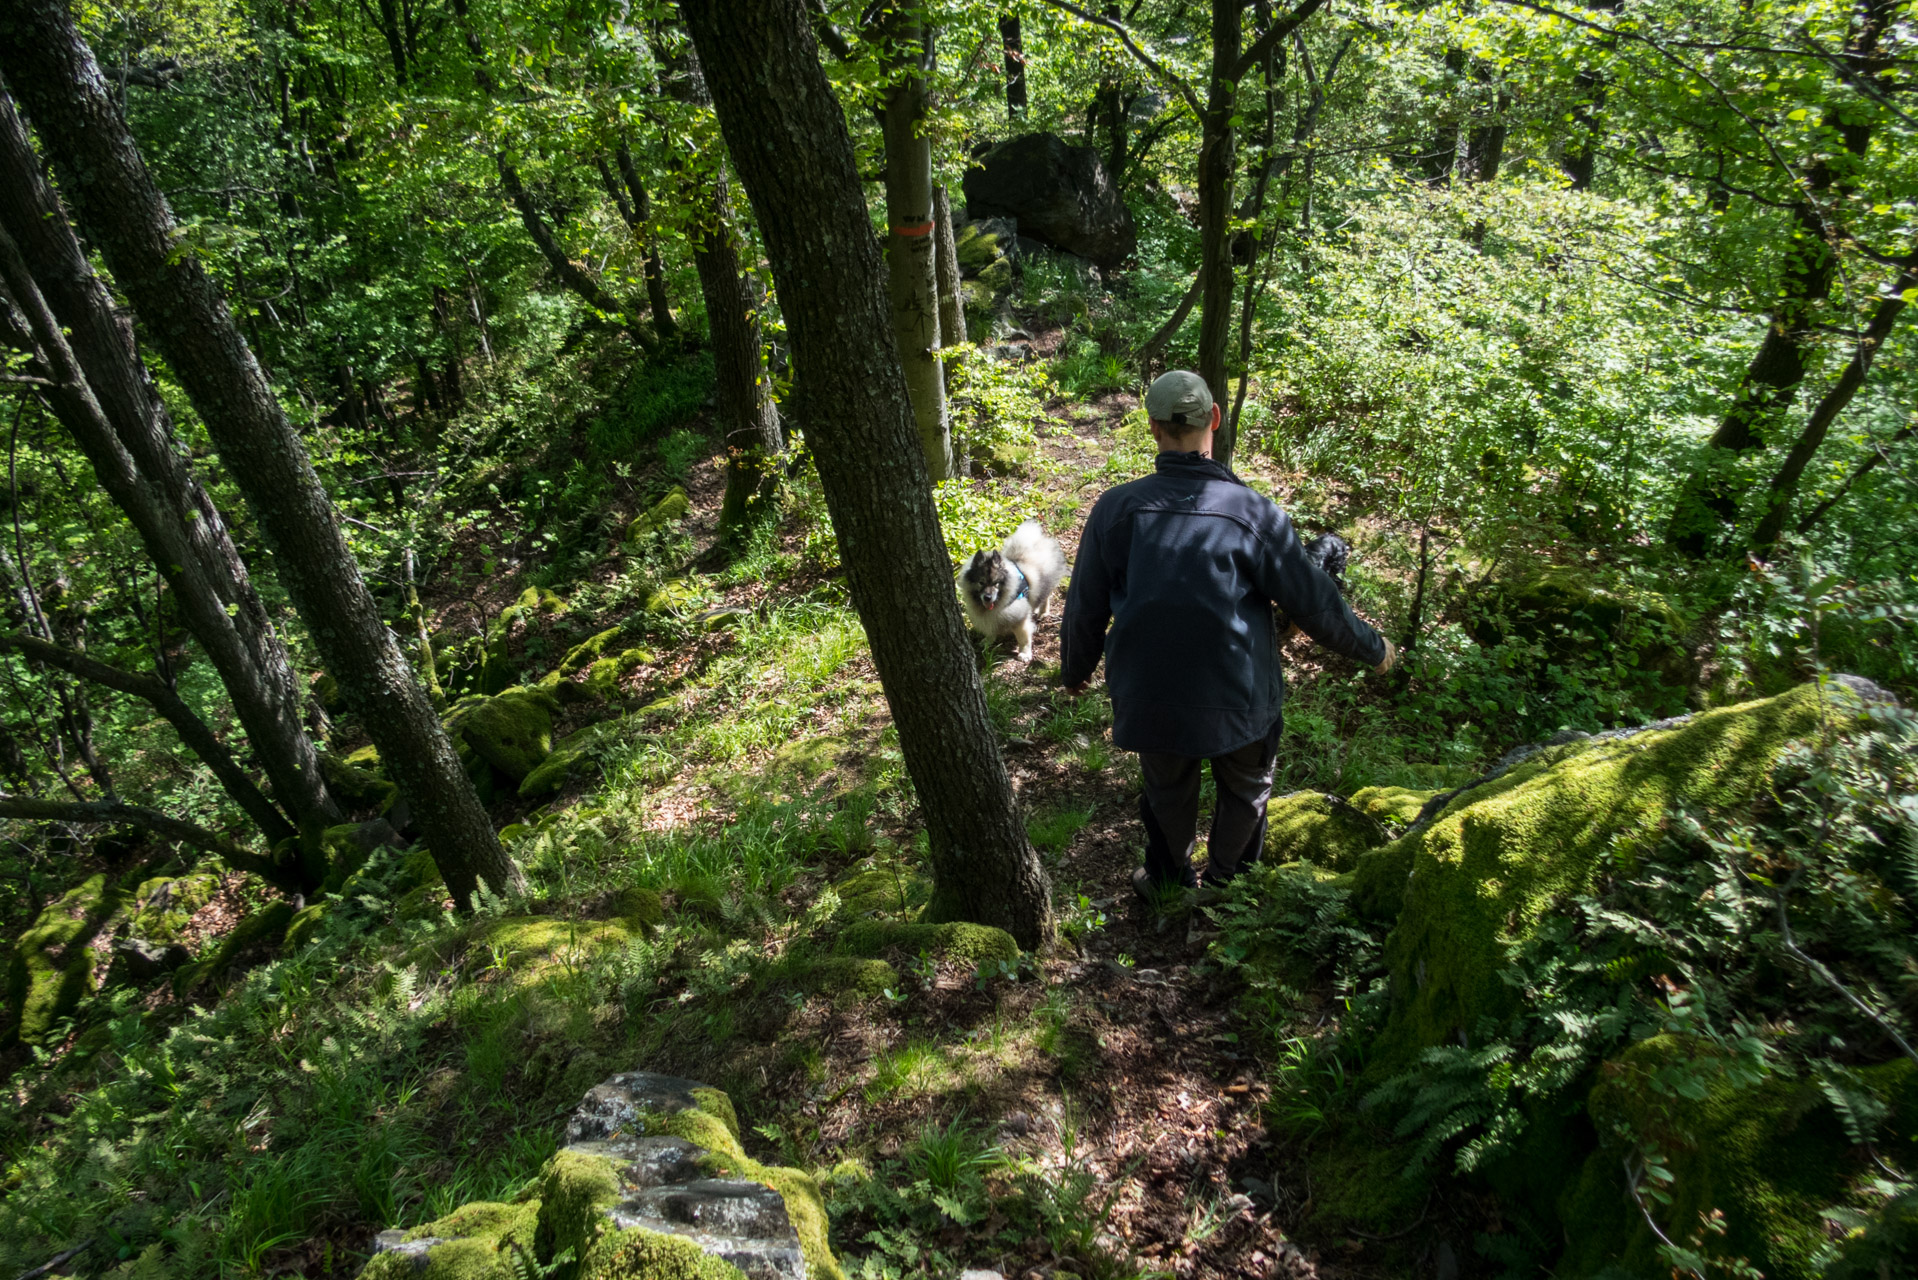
top-left (1061, 371), bottom-right (1396, 897)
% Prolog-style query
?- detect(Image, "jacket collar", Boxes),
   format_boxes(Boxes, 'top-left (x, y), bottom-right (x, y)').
top-left (1154, 449), bottom-right (1247, 487)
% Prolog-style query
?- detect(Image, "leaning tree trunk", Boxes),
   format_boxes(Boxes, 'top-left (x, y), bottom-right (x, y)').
top-left (0, 89), bottom-right (339, 841)
top-left (680, 0), bottom-right (1051, 948)
top-left (881, 9), bottom-right (952, 482)
top-left (598, 146), bottom-right (678, 343)
top-left (0, 1), bottom-right (520, 907)
top-left (655, 37), bottom-right (784, 541)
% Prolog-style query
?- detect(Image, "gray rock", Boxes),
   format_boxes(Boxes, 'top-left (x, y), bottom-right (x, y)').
top-left (963, 134), bottom-right (1136, 266)
top-left (565, 1071), bottom-right (713, 1144)
top-left (960, 1270), bottom-right (1007, 1280)
top-left (569, 1134), bottom-right (709, 1191)
top-left (369, 1231), bottom-right (450, 1272)
top-left (603, 1179), bottom-right (805, 1280)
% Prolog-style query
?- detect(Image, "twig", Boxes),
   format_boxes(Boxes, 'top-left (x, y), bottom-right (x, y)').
top-left (14, 1240), bottom-right (92, 1280)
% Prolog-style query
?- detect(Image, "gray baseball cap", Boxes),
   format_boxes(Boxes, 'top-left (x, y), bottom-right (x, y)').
top-left (1144, 370), bottom-right (1214, 428)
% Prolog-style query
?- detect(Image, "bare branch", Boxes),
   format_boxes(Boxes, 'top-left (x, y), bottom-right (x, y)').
top-left (1037, 0), bottom-right (1203, 116)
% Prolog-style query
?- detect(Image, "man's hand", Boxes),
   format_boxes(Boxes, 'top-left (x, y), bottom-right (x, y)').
top-left (1376, 637), bottom-right (1399, 675)
top-left (1064, 680), bottom-right (1090, 696)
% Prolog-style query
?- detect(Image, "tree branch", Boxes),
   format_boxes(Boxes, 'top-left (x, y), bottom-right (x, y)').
top-left (0, 793), bottom-right (269, 869)
top-left (1037, 0), bottom-right (1203, 115)
top-left (1231, 0), bottom-right (1329, 82)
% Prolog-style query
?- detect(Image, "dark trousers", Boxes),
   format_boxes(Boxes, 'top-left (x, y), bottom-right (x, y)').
top-left (1137, 715), bottom-right (1282, 888)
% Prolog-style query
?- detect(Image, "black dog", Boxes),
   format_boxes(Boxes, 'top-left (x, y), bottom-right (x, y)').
top-left (1278, 532), bottom-right (1352, 639)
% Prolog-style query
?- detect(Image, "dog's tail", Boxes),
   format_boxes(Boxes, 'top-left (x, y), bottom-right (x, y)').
top-left (1003, 520), bottom-right (1066, 577)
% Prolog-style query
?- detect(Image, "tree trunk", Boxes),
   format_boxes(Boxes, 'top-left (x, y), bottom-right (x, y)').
top-left (0, 1), bottom-right (521, 907)
top-left (1750, 260), bottom-right (1915, 551)
top-left (603, 145), bottom-right (679, 343)
top-left (1463, 65), bottom-right (1510, 183)
top-left (680, 0), bottom-right (1052, 948)
top-left (1420, 48), bottom-right (1467, 186)
top-left (1560, 0), bottom-right (1621, 190)
top-left (1667, 0), bottom-right (1894, 554)
top-left (1000, 15), bottom-right (1026, 117)
top-left (655, 37), bottom-right (785, 542)
top-left (881, 11), bottom-right (952, 482)
top-left (933, 185), bottom-right (966, 359)
top-left (1195, 0), bottom-right (1241, 465)
top-left (0, 90), bottom-right (341, 838)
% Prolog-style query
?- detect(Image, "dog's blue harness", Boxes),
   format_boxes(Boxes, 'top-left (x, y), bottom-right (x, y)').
top-left (990, 563), bottom-right (1030, 610)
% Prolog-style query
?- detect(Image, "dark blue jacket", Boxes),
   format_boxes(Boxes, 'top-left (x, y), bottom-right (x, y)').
top-left (1061, 451), bottom-right (1386, 757)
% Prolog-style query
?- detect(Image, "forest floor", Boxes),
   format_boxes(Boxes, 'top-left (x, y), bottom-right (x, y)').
top-left (479, 368), bottom-right (1417, 1280)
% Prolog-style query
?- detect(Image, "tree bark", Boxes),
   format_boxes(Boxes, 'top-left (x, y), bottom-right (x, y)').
top-left (0, 2), bottom-right (521, 907)
top-left (680, 0), bottom-right (1052, 948)
top-left (0, 629), bottom-right (297, 849)
top-left (654, 37), bottom-right (785, 541)
top-left (1000, 15), bottom-right (1027, 117)
top-left (1750, 260), bottom-right (1915, 551)
top-left (1420, 48), bottom-right (1467, 186)
top-left (881, 10), bottom-right (952, 482)
top-left (0, 90), bottom-right (342, 837)
top-left (933, 185), bottom-right (967, 358)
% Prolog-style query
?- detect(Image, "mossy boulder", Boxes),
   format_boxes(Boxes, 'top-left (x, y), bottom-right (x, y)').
top-left (644, 579), bottom-right (704, 616)
top-left (581, 1227), bottom-right (748, 1280)
top-left (627, 487), bottom-right (690, 542)
top-left (470, 917), bottom-right (643, 986)
top-left (1558, 1041), bottom-right (1918, 1279)
top-left (955, 221), bottom-right (1006, 276)
top-left (835, 919), bottom-right (1018, 969)
top-left (581, 650), bottom-right (652, 701)
top-left (361, 1200), bottom-right (542, 1280)
top-left (1264, 792), bottom-right (1384, 873)
top-left (612, 887), bottom-right (664, 931)
top-left (831, 866), bottom-right (931, 918)
top-left (447, 686), bottom-right (561, 782)
top-left (125, 872), bottom-right (221, 945)
top-left (283, 902), bottom-right (328, 949)
top-left (3, 873), bottom-right (125, 1046)
top-left (1350, 684), bottom-right (1834, 1068)
top-left (560, 629), bottom-right (625, 674)
top-left (521, 720), bottom-right (629, 799)
top-left (967, 435), bottom-right (1035, 477)
top-left (172, 899), bottom-right (298, 996)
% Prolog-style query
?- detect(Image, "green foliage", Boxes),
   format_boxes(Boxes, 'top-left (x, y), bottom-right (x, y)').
top-left (588, 355), bottom-right (715, 461)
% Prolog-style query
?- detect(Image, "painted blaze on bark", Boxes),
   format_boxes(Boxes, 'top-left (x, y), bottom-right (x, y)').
top-left (679, 0), bottom-right (1051, 948)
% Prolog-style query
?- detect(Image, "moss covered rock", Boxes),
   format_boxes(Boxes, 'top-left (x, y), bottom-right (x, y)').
top-left (283, 902), bottom-right (328, 949)
top-left (1346, 785), bottom-right (1438, 828)
top-left (560, 629), bottom-right (626, 674)
top-left (831, 866), bottom-right (930, 919)
top-left (471, 917), bottom-right (643, 985)
top-left (447, 685), bottom-right (561, 782)
top-left (521, 720), bottom-right (628, 799)
top-left (320, 752), bottom-right (397, 811)
top-left (362, 1200), bottom-right (541, 1280)
top-left (835, 919), bottom-right (1018, 969)
top-left (644, 579), bottom-right (704, 616)
top-left (1264, 792), bottom-right (1384, 873)
top-left (1352, 685), bottom-right (1833, 1068)
top-left (125, 872), bottom-right (221, 946)
top-left (1558, 1041), bottom-right (1918, 1279)
top-left (955, 221), bottom-right (1006, 276)
top-left (627, 487), bottom-right (690, 542)
top-left (1473, 564), bottom-right (1691, 687)
top-left (581, 1227), bottom-right (748, 1280)
top-left (613, 887), bottom-right (664, 931)
top-left (3, 873), bottom-right (124, 1046)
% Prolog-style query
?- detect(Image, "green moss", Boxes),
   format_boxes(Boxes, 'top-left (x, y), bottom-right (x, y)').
top-left (1346, 785), bottom-right (1438, 827)
top-left (1360, 683), bottom-right (1836, 1069)
top-left (1474, 565), bottom-right (1690, 686)
top-left (580, 1227), bottom-right (746, 1280)
top-left (581, 650), bottom-right (651, 701)
top-left (174, 899), bottom-right (298, 996)
top-left (560, 629), bottom-right (624, 674)
top-left (612, 887), bottom-right (663, 930)
top-left (357, 1200), bottom-right (542, 1280)
top-left (448, 686), bottom-right (561, 782)
top-left (283, 902), bottom-right (328, 949)
top-left (768, 734), bottom-right (855, 784)
top-left (1303, 1135), bottom-right (1427, 1234)
top-left (977, 255), bottom-right (1014, 294)
top-left (3, 873), bottom-right (124, 1046)
top-left (955, 222), bottom-right (1003, 274)
top-left (472, 917), bottom-right (640, 985)
top-left (689, 1131), bottom-right (845, 1280)
top-left (1558, 1040), bottom-right (1917, 1279)
top-left (1264, 792), bottom-right (1383, 873)
top-left (521, 721), bottom-right (624, 799)
top-left (644, 579), bottom-right (703, 616)
top-left (519, 585), bottom-right (569, 616)
top-left (835, 920), bottom-right (1018, 968)
top-left (790, 955), bottom-right (896, 1000)
top-left (535, 1149), bottom-right (624, 1268)
top-left (627, 487), bottom-right (690, 542)
top-left (832, 866), bottom-right (930, 918)
top-left (321, 752), bottom-right (397, 811)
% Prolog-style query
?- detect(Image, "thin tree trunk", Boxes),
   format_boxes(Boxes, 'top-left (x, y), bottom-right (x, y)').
top-left (612, 143), bottom-right (678, 343)
top-left (1421, 48), bottom-right (1467, 186)
top-left (933, 185), bottom-right (966, 358)
top-left (881, 10), bottom-right (952, 482)
top-left (1750, 261), bottom-right (1915, 551)
top-left (0, 1), bottom-right (521, 907)
top-left (655, 36), bottom-right (785, 541)
top-left (0, 794), bottom-right (278, 877)
top-left (1136, 274), bottom-right (1202, 374)
top-left (0, 629), bottom-right (298, 849)
top-left (681, 0), bottom-right (1051, 948)
top-left (0, 92), bottom-right (341, 836)
top-left (1000, 15), bottom-right (1026, 117)
top-left (1464, 64), bottom-right (1510, 183)
top-left (1194, 0), bottom-right (1240, 460)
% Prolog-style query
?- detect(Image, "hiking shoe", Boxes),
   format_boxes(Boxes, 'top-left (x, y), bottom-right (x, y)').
top-left (1130, 866), bottom-right (1157, 902)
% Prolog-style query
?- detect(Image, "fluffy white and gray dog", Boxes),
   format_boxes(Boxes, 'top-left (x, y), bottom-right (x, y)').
top-left (957, 521), bottom-right (1068, 662)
